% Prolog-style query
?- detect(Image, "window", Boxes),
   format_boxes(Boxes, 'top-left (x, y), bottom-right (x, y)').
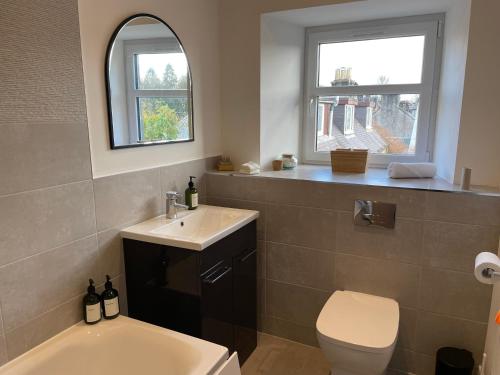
top-left (304, 15), bottom-right (443, 166)
top-left (125, 39), bottom-right (191, 143)
top-left (344, 104), bottom-right (355, 135)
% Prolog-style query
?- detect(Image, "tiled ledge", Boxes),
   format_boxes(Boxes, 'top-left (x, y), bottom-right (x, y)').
top-left (208, 165), bottom-right (500, 197)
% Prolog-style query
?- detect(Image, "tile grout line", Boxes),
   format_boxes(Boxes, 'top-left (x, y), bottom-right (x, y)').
top-left (3, 292), bottom-right (86, 336)
top-left (265, 268), bottom-right (489, 324)
top-left (3, 273), bottom-right (124, 337)
top-left (0, 233), bottom-right (98, 271)
top-left (0, 178), bottom-right (92, 200)
top-left (265, 277), bottom-right (333, 294)
top-left (89, 177), bottom-right (99, 243)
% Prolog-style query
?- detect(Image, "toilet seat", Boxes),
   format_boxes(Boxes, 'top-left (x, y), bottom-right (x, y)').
top-left (316, 291), bottom-right (399, 354)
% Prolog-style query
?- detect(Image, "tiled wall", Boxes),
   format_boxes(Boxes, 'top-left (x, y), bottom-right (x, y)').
top-left (207, 173), bottom-right (500, 375)
top-left (0, 0), bottom-right (216, 364)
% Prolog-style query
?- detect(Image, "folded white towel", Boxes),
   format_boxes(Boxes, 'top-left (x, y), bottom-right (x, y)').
top-left (239, 161), bottom-right (260, 175)
top-left (388, 162), bottom-right (437, 179)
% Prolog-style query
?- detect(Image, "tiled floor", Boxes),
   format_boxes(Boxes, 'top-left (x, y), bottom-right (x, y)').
top-left (241, 333), bottom-right (331, 375)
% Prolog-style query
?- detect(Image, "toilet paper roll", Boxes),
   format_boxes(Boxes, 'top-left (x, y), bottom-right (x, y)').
top-left (474, 252), bottom-right (500, 284)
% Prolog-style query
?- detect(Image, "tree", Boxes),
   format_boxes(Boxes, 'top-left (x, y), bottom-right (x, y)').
top-left (141, 68), bottom-right (161, 89)
top-left (177, 74), bottom-right (188, 89)
top-left (162, 64), bottom-right (178, 89)
top-left (142, 104), bottom-right (180, 141)
top-left (377, 75), bottom-right (390, 85)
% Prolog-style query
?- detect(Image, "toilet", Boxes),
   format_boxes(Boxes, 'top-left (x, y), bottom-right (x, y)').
top-left (316, 291), bottom-right (399, 375)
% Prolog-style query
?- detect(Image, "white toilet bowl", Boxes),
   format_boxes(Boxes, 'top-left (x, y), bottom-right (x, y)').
top-left (316, 291), bottom-right (399, 375)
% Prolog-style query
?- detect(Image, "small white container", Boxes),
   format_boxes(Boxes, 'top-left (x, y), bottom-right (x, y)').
top-left (282, 154), bottom-right (297, 169)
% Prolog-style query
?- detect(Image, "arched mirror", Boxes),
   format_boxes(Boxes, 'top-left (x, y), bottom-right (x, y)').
top-left (105, 14), bottom-right (193, 149)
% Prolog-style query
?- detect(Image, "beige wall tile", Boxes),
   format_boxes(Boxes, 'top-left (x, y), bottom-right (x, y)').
top-left (334, 254), bottom-right (420, 308)
top-left (258, 278), bottom-right (266, 319)
top-left (267, 204), bottom-right (336, 251)
top-left (0, 336), bottom-right (5, 368)
top-left (0, 124), bottom-right (92, 195)
top-left (207, 174), bottom-right (267, 201)
top-left (415, 353), bottom-right (435, 375)
top-left (425, 191), bottom-right (500, 226)
top-left (336, 212), bottom-right (423, 264)
top-left (334, 185), bottom-right (427, 218)
top-left (267, 242), bottom-right (334, 291)
top-left (399, 307), bottom-right (418, 350)
top-left (0, 300), bottom-right (4, 337)
top-left (0, 1), bottom-right (87, 126)
top-left (97, 226), bottom-right (126, 285)
top-left (389, 347), bottom-right (417, 374)
top-left (207, 197), bottom-right (266, 240)
top-left (93, 168), bottom-right (161, 231)
top-left (0, 236), bottom-right (99, 332)
top-left (266, 179), bottom-right (337, 209)
top-left (257, 241), bottom-right (266, 279)
top-left (0, 181), bottom-right (96, 266)
top-left (5, 295), bottom-right (82, 360)
top-left (160, 157), bottom-right (217, 202)
top-left (419, 268), bottom-right (492, 321)
top-left (0, 336), bottom-right (7, 366)
top-left (416, 311), bottom-right (487, 364)
top-left (266, 281), bottom-right (330, 328)
top-left (422, 221), bottom-right (500, 272)
top-left (261, 315), bottom-right (319, 347)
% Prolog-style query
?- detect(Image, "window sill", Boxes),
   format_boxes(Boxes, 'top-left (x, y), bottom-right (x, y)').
top-left (208, 165), bottom-right (500, 197)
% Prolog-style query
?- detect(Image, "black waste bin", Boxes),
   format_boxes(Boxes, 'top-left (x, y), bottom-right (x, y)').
top-left (435, 347), bottom-right (474, 375)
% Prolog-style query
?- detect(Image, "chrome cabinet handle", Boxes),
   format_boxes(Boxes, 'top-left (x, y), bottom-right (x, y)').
top-left (202, 266), bottom-right (232, 285)
top-left (239, 249), bottom-right (257, 263)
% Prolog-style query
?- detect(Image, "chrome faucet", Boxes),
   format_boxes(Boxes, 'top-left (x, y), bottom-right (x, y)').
top-left (166, 191), bottom-right (189, 219)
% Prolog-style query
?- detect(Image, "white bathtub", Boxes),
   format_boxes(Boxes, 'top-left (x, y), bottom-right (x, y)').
top-left (0, 316), bottom-right (231, 375)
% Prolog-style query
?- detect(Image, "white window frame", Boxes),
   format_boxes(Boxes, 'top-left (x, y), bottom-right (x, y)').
top-left (303, 14), bottom-right (444, 166)
top-left (365, 107), bottom-right (373, 130)
top-left (317, 103), bottom-right (325, 135)
top-left (124, 38), bottom-right (191, 143)
top-left (344, 104), bottom-right (355, 135)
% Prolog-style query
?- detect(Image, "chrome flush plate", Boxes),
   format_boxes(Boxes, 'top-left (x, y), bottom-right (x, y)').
top-left (354, 200), bottom-right (396, 229)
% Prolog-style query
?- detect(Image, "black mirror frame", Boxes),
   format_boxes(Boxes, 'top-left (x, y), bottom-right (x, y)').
top-left (105, 13), bottom-right (195, 150)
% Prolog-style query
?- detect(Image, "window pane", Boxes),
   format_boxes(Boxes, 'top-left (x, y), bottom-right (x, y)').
top-left (138, 97), bottom-right (190, 142)
top-left (316, 94), bottom-right (420, 155)
top-left (136, 53), bottom-right (189, 90)
top-left (318, 36), bottom-right (425, 87)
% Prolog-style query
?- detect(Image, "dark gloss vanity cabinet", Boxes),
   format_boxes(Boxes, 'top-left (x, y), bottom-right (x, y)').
top-left (123, 221), bottom-right (257, 364)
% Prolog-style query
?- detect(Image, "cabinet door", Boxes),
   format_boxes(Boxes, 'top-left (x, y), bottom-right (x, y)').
top-left (123, 240), bottom-right (201, 337)
top-left (201, 261), bottom-right (234, 352)
top-left (233, 248), bottom-right (257, 364)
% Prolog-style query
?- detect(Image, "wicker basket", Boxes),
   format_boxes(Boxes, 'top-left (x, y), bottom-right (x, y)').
top-left (330, 149), bottom-right (368, 173)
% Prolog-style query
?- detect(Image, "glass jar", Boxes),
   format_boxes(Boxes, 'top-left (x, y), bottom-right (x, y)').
top-left (282, 154), bottom-right (298, 169)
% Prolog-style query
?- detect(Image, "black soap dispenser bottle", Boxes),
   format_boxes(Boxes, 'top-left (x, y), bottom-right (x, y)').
top-left (185, 176), bottom-right (198, 210)
top-left (101, 275), bottom-right (120, 319)
top-left (83, 279), bottom-right (102, 325)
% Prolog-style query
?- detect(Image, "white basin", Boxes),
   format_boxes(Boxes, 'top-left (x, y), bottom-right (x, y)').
top-left (120, 205), bottom-right (259, 250)
top-left (0, 316), bottom-right (229, 375)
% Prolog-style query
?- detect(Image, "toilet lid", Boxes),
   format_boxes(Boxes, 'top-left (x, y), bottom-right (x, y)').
top-left (316, 291), bottom-right (399, 353)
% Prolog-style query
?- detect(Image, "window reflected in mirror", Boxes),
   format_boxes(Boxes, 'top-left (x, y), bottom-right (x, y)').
top-left (106, 15), bottom-right (193, 149)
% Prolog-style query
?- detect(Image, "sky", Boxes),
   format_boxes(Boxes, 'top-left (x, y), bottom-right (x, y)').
top-left (318, 35), bottom-right (425, 86)
top-left (137, 53), bottom-right (188, 82)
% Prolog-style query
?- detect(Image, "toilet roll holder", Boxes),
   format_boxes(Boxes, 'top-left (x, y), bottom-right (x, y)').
top-left (482, 267), bottom-right (500, 281)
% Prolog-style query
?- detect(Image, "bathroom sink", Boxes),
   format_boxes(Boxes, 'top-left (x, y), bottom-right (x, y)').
top-left (121, 204), bottom-right (259, 250)
top-left (0, 316), bottom-right (229, 375)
